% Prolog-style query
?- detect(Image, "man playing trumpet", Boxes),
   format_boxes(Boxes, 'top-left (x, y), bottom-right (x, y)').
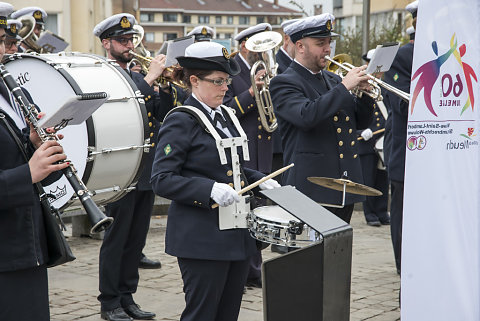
top-left (93, 13), bottom-right (174, 321)
top-left (270, 13), bottom-right (374, 224)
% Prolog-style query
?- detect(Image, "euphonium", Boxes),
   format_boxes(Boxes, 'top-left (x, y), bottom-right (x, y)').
top-left (245, 31), bottom-right (283, 133)
top-left (18, 15), bottom-right (43, 53)
top-left (325, 54), bottom-right (410, 102)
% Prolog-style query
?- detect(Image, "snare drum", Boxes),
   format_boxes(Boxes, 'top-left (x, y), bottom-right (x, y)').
top-left (375, 135), bottom-right (385, 170)
top-left (6, 53), bottom-right (149, 210)
top-left (248, 205), bottom-right (320, 248)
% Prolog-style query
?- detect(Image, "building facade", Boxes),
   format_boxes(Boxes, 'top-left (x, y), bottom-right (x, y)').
top-left (138, 0), bottom-right (302, 53)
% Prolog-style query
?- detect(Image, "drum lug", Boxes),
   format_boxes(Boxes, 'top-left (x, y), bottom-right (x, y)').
top-left (144, 138), bottom-right (151, 152)
top-left (287, 221), bottom-right (304, 235)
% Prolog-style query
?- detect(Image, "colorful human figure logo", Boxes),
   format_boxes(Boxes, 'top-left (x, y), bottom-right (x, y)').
top-left (452, 40), bottom-right (477, 115)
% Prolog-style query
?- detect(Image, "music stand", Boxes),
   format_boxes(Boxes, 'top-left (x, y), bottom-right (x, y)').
top-left (260, 186), bottom-right (353, 321)
top-left (365, 42), bottom-right (400, 75)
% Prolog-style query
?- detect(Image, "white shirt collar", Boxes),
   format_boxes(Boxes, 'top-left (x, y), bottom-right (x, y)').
top-left (294, 58), bottom-right (321, 75)
top-left (280, 47), bottom-right (293, 60)
top-left (238, 53), bottom-right (251, 70)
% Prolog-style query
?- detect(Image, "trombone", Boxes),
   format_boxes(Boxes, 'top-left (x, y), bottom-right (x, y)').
top-left (245, 31), bottom-right (283, 133)
top-left (325, 54), bottom-right (410, 102)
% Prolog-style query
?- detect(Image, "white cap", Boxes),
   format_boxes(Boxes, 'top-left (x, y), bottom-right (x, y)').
top-left (234, 22), bottom-right (272, 42)
top-left (405, 1), bottom-right (419, 18)
top-left (0, 2), bottom-right (13, 29)
top-left (11, 6), bottom-right (47, 24)
top-left (93, 13), bottom-right (138, 39)
top-left (280, 18), bottom-right (300, 31)
top-left (406, 26), bottom-right (415, 35)
top-left (284, 13), bottom-right (337, 43)
top-left (187, 25), bottom-right (215, 41)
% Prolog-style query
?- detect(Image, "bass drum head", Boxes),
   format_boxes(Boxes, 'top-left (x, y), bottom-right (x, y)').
top-left (6, 53), bottom-right (148, 210)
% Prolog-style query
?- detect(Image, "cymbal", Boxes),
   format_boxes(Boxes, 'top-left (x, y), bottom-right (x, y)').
top-left (307, 177), bottom-right (383, 196)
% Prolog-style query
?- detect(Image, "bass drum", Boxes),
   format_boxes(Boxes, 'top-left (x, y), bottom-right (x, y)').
top-left (6, 52), bottom-right (149, 210)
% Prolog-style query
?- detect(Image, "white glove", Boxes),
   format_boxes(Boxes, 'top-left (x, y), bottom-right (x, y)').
top-left (210, 182), bottom-right (241, 207)
top-left (361, 128), bottom-right (373, 141)
top-left (259, 179), bottom-right (281, 190)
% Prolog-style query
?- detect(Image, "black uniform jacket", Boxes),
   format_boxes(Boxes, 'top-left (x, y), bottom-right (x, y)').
top-left (223, 54), bottom-right (273, 173)
top-left (151, 96), bottom-right (263, 261)
top-left (0, 111), bottom-right (49, 272)
top-left (130, 71), bottom-right (174, 190)
top-left (270, 61), bottom-right (374, 205)
top-left (276, 48), bottom-right (293, 75)
top-left (383, 42), bottom-right (414, 182)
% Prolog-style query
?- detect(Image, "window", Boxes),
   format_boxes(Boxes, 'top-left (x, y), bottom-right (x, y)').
top-left (257, 16), bottom-right (265, 24)
top-left (183, 15), bottom-right (191, 23)
top-left (140, 13), bottom-right (154, 22)
top-left (239, 16), bottom-right (249, 25)
top-left (224, 33), bottom-right (232, 39)
top-left (198, 15), bottom-right (210, 23)
top-left (145, 32), bottom-right (154, 42)
top-left (45, 13), bottom-right (58, 34)
top-left (164, 33), bottom-right (177, 41)
top-left (216, 16), bottom-right (222, 24)
top-left (227, 16), bottom-right (233, 24)
top-left (333, 0), bottom-right (343, 9)
top-left (163, 13), bottom-right (177, 22)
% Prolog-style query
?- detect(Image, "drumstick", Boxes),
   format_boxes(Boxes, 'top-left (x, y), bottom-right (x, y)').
top-left (211, 163), bottom-right (294, 209)
top-left (357, 128), bottom-right (385, 140)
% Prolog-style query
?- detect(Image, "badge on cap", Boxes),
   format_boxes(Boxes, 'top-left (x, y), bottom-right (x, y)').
top-left (120, 16), bottom-right (131, 29)
top-left (201, 27), bottom-right (207, 35)
top-left (33, 10), bottom-right (43, 20)
top-left (222, 47), bottom-right (230, 60)
top-left (10, 24), bottom-right (16, 33)
top-left (326, 20), bottom-right (332, 31)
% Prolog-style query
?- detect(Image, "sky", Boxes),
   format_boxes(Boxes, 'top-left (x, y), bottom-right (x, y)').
top-left (267, 0), bottom-right (318, 16)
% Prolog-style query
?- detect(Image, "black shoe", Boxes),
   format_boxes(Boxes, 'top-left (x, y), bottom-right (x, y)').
top-left (139, 256), bottom-right (161, 269)
top-left (380, 218), bottom-right (391, 225)
top-left (367, 220), bottom-right (381, 227)
top-left (123, 304), bottom-right (156, 320)
top-left (246, 278), bottom-right (262, 288)
top-left (101, 308), bottom-right (133, 321)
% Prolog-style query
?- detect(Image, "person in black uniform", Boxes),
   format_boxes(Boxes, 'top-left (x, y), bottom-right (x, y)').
top-left (186, 25), bottom-right (215, 42)
top-left (94, 13), bottom-right (173, 321)
top-left (11, 6), bottom-right (47, 52)
top-left (5, 19), bottom-right (21, 55)
top-left (358, 49), bottom-right (390, 227)
top-left (270, 13), bottom-right (374, 223)
top-left (223, 22), bottom-right (274, 288)
top-left (0, 3), bottom-right (69, 320)
top-left (151, 41), bottom-right (280, 321)
top-left (383, 0), bottom-right (418, 275)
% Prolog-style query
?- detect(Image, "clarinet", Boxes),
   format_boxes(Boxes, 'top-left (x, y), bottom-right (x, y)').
top-left (0, 63), bottom-right (113, 234)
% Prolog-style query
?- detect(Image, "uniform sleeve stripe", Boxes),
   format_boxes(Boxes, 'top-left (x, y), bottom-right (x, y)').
top-left (234, 96), bottom-right (244, 114)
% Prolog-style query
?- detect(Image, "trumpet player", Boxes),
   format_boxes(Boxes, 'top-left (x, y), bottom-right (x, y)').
top-left (270, 13), bottom-right (374, 224)
top-left (93, 13), bottom-right (174, 321)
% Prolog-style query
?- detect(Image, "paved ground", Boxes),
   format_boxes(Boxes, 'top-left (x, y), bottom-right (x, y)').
top-left (48, 210), bottom-right (400, 321)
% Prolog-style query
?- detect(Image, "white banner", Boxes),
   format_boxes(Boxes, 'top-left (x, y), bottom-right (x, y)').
top-left (402, 1), bottom-right (480, 320)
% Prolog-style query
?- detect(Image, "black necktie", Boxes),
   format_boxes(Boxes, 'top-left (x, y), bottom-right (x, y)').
top-left (316, 72), bottom-right (328, 90)
top-left (214, 112), bottom-right (228, 129)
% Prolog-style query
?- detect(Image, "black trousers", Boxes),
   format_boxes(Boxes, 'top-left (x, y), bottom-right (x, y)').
top-left (0, 265), bottom-right (49, 321)
top-left (360, 153), bottom-right (390, 222)
top-left (178, 257), bottom-right (251, 321)
top-left (98, 189), bottom-right (155, 311)
top-left (390, 180), bottom-right (404, 273)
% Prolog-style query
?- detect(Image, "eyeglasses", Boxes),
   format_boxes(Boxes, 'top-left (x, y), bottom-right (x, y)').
top-left (5, 40), bottom-right (20, 49)
top-left (198, 76), bottom-right (232, 86)
top-left (111, 37), bottom-right (134, 46)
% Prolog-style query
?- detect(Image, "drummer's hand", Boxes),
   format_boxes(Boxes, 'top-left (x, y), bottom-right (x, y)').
top-left (211, 182), bottom-right (241, 207)
top-left (144, 54), bottom-right (167, 86)
top-left (360, 128), bottom-right (373, 141)
top-left (259, 179), bottom-right (281, 190)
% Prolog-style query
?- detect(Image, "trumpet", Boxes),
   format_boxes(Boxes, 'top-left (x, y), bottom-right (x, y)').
top-left (325, 54), bottom-right (410, 102)
top-left (129, 50), bottom-right (187, 89)
top-left (245, 31), bottom-right (283, 133)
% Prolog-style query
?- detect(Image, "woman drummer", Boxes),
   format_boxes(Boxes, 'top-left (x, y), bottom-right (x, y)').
top-left (150, 41), bottom-right (280, 321)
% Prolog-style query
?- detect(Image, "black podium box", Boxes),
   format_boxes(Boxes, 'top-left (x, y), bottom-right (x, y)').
top-left (260, 186), bottom-right (353, 321)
